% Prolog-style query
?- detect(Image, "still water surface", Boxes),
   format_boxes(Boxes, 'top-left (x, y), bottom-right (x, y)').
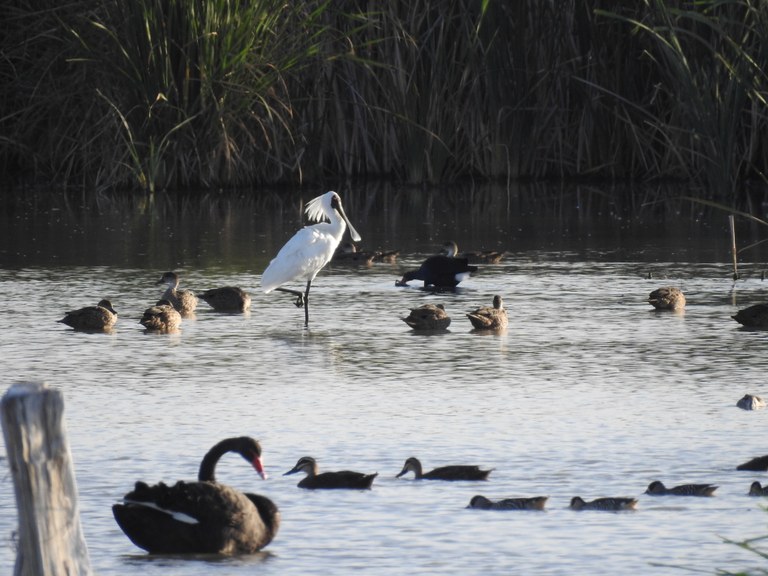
top-left (1, 185), bottom-right (768, 575)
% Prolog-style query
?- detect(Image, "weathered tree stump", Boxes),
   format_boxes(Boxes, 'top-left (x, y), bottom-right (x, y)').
top-left (1, 382), bottom-right (91, 576)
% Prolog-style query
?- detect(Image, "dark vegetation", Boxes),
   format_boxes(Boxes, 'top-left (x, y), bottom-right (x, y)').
top-left (2, 0), bottom-right (768, 198)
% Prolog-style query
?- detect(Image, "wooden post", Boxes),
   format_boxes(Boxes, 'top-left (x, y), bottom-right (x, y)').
top-left (729, 214), bottom-right (739, 280)
top-left (1, 382), bottom-right (92, 576)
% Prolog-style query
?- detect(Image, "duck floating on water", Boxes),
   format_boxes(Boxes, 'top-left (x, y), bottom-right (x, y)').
top-left (442, 240), bottom-right (504, 264)
top-left (466, 295), bottom-right (508, 331)
top-left (737, 455), bottom-right (768, 471)
top-left (645, 480), bottom-right (718, 497)
top-left (569, 496), bottom-right (637, 511)
top-left (112, 437), bottom-right (279, 555)
top-left (732, 303), bottom-right (768, 328)
top-left (157, 271), bottom-right (198, 316)
top-left (140, 300), bottom-right (182, 333)
top-left (737, 394), bottom-right (766, 410)
top-left (58, 299), bottom-right (117, 332)
top-left (648, 286), bottom-right (686, 311)
top-left (283, 456), bottom-right (377, 489)
top-left (396, 457), bottom-right (492, 481)
top-left (749, 481), bottom-right (768, 496)
top-left (467, 495), bottom-right (548, 510)
top-left (198, 287), bottom-right (251, 313)
top-left (395, 250), bottom-right (478, 290)
top-left (402, 303), bottom-right (451, 331)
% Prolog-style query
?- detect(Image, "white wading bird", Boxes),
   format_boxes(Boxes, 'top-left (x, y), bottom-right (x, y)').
top-left (261, 191), bottom-right (361, 327)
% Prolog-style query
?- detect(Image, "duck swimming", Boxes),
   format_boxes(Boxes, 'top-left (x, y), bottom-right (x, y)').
top-left (569, 496), bottom-right (637, 511)
top-left (442, 240), bottom-right (504, 264)
top-left (732, 303), bottom-right (768, 328)
top-left (396, 457), bottom-right (492, 481)
top-left (466, 295), bottom-right (508, 331)
top-left (283, 456), bottom-right (377, 489)
top-left (737, 455), bottom-right (768, 471)
top-left (467, 495), bottom-right (548, 510)
top-left (332, 242), bottom-right (377, 267)
top-left (648, 286), bottom-right (686, 311)
top-left (58, 299), bottom-right (117, 332)
top-left (402, 303), bottom-right (451, 330)
top-left (737, 394), bottom-right (766, 410)
top-left (198, 287), bottom-right (251, 313)
top-left (645, 480), bottom-right (718, 496)
top-left (395, 248), bottom-right (478, 290)
top-left (140, 300), bottom-right (182, 333)
top-left (157, 271), bottom-right (198, 316)
top-left (112, 437), bottom-right (278, 555)
top-left (749, 481), bottom-right (768, 496)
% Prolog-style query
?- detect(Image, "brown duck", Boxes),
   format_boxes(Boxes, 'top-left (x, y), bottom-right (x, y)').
top-left (648, 286), bottom-right (686, 311)
top-left (466, 295), bottom-right (508, 331)
top-left (402, 303), bottom-right (451, 330)
top-left (396, 457), bottom-right (492, 481)
top-left (467, 495), bottom-right (548, 510)
top-left (283, 456), bottom-right (377, 489)
top-left (58, 299), bottom-right (117, 332)
top-left (140, 300), bottom-right (182, 333)
top-left (199, 287), bottom-right (251, 313)
top-left (157, 271), bottom-right (198, 316)
top-left (645, 480), bottom-right (717, 496)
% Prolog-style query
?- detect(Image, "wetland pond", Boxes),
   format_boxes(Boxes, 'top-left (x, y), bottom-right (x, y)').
top-left (2, 184), bottom-right (768, 575)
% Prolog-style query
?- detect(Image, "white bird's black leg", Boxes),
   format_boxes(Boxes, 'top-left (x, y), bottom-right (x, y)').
top-left (276, 287), bottom-right (305, 308)
top-left (303, 280), bottom-right (312, 327)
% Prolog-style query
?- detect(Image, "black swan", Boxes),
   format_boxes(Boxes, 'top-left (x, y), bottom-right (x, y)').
top-left (396, 457), bottom-right (492, 481)
top-left (283, 456), bottom-right (377, 489)
top-left (112, 436), bottom-right (279, 554)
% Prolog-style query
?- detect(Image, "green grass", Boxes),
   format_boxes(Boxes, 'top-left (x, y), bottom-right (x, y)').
top-left (2, 1), bottom-right (768, 197)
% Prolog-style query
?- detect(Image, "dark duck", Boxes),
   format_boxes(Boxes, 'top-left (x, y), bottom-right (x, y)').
top-left (395, 247), bottom-right (478, 290)
top-left (112, 436), bottom-right (279, 555)
top-left (283, 456), bottom-right (378, 489)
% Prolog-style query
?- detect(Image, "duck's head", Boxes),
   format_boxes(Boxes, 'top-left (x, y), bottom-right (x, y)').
top-left (284, 456), bottom-right (318, 477)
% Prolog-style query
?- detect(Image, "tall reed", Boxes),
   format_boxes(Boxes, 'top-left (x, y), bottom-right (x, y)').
top-left (2, 1), bottom-right (768, 197)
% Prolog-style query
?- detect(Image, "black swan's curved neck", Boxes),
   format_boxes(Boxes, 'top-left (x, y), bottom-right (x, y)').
top-left (197, 437), bottom-right (262, 482)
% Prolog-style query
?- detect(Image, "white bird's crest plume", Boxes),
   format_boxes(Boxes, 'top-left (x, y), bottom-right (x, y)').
top-left (304, 194), bottom-right (329, 223)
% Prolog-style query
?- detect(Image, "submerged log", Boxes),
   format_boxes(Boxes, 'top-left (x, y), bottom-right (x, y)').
top-left (1, 382), bottom-right (91, 576)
